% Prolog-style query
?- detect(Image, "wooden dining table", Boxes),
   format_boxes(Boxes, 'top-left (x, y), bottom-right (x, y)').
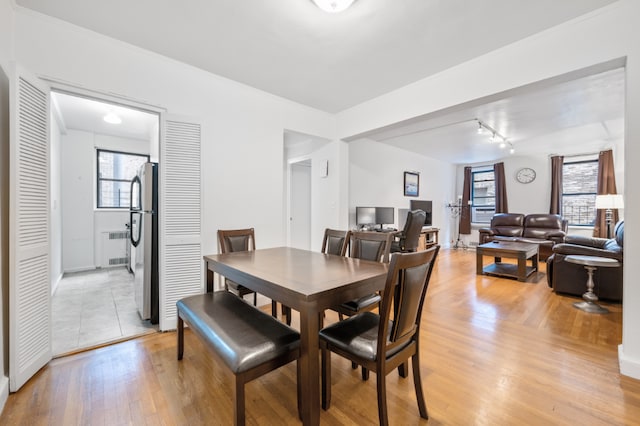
top-left (203, 246), bottom-right (388, 426)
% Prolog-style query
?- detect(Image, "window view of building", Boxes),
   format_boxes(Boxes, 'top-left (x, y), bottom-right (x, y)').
top-left (97, 149), bottom-right (149, 208)
top-left (471, 170), bottom-right (495, 223)
top-left (562, 159), bottom-right (598, 225)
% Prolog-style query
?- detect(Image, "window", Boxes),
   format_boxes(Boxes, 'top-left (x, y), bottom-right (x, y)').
top-left (562, 159), bottom-right (598, 226)
top-left (97, 149), bottom-right (149, 208)
top-left (471, 170), bottom-right (495, 223)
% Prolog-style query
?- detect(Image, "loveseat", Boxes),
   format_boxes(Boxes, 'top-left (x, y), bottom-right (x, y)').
top-left (478, 213), bottom-right (568, 260)
top-left (546, 221), bottom-right (623, 301)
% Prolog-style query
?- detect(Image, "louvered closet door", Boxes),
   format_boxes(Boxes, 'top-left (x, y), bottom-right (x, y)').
top-left (159, 116), bottom-right (202, 331)
top-left (9, 66), bottom-right (51, 391)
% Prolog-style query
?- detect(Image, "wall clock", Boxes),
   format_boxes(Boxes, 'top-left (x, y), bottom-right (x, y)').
top-left (516, 167), bottom-right (536, 184)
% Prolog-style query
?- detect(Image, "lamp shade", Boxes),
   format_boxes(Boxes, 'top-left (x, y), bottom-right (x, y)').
top-left (595, 194), bottom-right (624, 209)
top-left (312, 0), bottom-right (355, 13)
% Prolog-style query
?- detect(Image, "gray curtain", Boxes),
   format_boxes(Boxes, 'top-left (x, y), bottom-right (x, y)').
top-left (549, 155), bottom-right (564, 215)
top-left (460, 166), bottom-right (472, 234)
top-left (494, 162), bottom-right (508, 213)
top-left (594, 150), bottom-right (619, 238)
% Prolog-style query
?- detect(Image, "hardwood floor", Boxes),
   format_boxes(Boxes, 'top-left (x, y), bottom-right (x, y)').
top-left (2, 248), bottom-right (640, 425)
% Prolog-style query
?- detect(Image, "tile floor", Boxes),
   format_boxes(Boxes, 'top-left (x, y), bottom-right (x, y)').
top-left (52, 267), bottom-right (157, 356)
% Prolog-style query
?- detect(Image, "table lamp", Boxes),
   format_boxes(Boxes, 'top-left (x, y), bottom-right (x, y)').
top-left (595, 194), bottom-right (624, 238)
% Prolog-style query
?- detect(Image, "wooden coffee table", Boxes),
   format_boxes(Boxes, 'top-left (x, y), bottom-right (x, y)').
top-left (476, 241), bottom-right (539, 282)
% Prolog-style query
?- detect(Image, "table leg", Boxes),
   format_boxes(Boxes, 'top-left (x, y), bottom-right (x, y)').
top-left (517, 255), bottom-right (526, 282)
top-left (573, 265), bottom-right (609, 314)
top-left (298, 302), bottom-right (320, 425)
top-left (205, 261), bottom-right (214, 293)
top-left (476, 250), bottom-right (484, 275)
top-left (531, 252), bottom-right (538, 272)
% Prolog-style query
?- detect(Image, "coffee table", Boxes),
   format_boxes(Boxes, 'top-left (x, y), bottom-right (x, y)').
top-left (476, 240), bottom-right (539, 282)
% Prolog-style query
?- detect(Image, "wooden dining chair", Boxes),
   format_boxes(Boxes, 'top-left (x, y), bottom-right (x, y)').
top-left (333, 231), bottom-right (392, 321)
top-left (320, 246), bottom-right (440, 426)
top-left (218, 228), bottom-right (258, 305)
top-left (321, 228), bottom-right (350, 256)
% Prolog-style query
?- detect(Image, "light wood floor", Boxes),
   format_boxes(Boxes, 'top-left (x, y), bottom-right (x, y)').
top-left (2, 249), bottom-right (640, 425)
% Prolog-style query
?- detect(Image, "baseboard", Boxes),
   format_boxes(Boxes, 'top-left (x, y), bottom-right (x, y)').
top-left (618, 344), bottom-right (640, 379)
top-left (0, 375), bottom-right (9, 415)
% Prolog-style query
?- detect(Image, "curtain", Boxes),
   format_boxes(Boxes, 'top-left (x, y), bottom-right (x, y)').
top-left (494, 162), bottom-right (508, 213)
top-left (594, 149), bottom-right (619, 238)
top-left (549, 155), bottom-right (564, 214)
top-left (460, 166), bottom-right (472, 234)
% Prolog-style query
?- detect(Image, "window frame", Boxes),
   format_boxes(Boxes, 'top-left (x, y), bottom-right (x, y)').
top-left (96, 148), bottom-right (150, 209)
top-left (471, 169), bottom-right (496, 224)
top-left (561, 158), bottom-right (599, 226)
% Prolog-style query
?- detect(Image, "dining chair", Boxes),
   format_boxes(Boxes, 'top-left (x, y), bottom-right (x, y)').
top-left (320, 246), bottom-right (440, 426)
top-left (218, 228), bottom-right (258, 305)
top-left (333, 231), bottom-right (392, 321)
top-left (321, 228), bottom-right (350, 256)
top-left (219, 228), bottom-right (287, 323)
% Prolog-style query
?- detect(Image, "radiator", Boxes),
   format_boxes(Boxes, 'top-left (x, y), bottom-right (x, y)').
top-left (100, 230), bottom-right (130, 267)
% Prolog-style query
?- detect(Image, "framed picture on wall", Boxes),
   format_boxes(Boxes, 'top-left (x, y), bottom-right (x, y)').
top-left (404, 171), bottom-right (419, 197)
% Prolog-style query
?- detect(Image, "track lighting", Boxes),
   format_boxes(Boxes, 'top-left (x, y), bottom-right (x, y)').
top-left (476, 118), bottom-right (515, 154)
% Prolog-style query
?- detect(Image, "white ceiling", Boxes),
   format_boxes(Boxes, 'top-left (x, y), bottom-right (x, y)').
top-left (51, 92), bottom-right (158, 141)
top-left (366, 66), bottom-right (625, 164)
top-left (26, 0), bottom-right (624, 164)
top-left (16, 0), bottom-right (617, 113)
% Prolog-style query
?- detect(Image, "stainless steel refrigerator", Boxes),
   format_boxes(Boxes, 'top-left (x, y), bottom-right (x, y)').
top-left (130, 162), bottom-right (159, 324)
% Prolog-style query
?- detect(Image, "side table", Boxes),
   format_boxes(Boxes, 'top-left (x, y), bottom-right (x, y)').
top-left (565, 255), bottom-right (620, 314)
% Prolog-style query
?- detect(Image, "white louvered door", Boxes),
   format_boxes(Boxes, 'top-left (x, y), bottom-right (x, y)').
top-left (159, 116), bottom-right (202, 331)
top-left (9, 66), bottom-right (51, 391)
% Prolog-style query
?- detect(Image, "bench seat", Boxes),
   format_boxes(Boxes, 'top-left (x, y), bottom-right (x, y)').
top-left (177, 291), bottom-right (300, 425)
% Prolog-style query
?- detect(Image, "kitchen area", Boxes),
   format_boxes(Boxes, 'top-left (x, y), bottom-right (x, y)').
top-left (50, 92), bottom-right (160, 356)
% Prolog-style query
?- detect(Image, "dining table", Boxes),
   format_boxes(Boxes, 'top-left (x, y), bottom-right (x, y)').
top-left (203, 246), bottom-right (388, 426)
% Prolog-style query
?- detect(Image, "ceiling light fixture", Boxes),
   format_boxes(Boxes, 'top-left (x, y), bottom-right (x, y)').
top-left (103, 112), bottom-right (122, 124)
top-left (476, 119), bottom-right (515, 154)
top-left (312, 0), bottom-right (355, 13)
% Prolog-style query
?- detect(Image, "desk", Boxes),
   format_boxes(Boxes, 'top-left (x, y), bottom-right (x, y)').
top-left (204, 247), bottom-right (388, 426)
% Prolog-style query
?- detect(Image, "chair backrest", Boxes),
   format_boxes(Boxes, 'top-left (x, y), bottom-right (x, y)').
top-left (490, 213), bottom-right (525, 237)
top-left (378, 246), bottom-right (440, 353)
top-left (348, 231), bottom-right (393, 263)
top-left (523, 214), bottom-right (565, 238)
top-left (218, 228), bottom-right (256, 254)
top-left (401, 210), bottom-right (427, 252)
top-left (321, 229), bottom-right (349, 256)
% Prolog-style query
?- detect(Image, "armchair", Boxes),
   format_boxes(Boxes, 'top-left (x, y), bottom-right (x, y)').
top-left (546, 221), bottom-right (623, 301)
top-left (391, 210), bottom-right (427, 253)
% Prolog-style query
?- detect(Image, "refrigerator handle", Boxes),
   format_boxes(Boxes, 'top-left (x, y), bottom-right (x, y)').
top-left (130, 174), bottom-right (141, 211)
top-left (130, 211), bottom-right (142, 247)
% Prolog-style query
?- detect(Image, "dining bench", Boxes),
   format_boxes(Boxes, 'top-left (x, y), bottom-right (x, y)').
top-left (177, 291), bottom-right (301, 426)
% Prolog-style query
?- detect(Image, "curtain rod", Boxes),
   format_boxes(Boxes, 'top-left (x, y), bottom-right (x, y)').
top-left (549, 151), bottom-right (605, 158)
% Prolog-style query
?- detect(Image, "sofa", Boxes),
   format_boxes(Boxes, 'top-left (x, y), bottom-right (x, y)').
top-left (546, 221), bottom-right (623, 301)
top-left (478, 213), bottom-right (568, 260)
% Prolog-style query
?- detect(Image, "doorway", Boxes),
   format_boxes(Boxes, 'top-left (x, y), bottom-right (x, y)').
top-left (289, 159), bottom-right (311, 250)
top-left (50, 91), bottom-right (160, 356)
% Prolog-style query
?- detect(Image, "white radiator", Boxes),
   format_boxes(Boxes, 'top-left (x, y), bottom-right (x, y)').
top-left (100, 230), bottom-right (129, 267)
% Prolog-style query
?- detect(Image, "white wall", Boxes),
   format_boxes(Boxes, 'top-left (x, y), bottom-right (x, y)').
top-left (61, 130), bottom-right (150, 272)
top-left (12, 7), bottom-right (337, 259)
top-left (349, 139), bottom-right (456, 245)
top-left (338, 0), bottom-right (640, 378)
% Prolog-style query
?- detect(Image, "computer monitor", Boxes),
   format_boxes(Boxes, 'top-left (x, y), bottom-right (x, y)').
top-left (356, 207), bottom-right (376, 227)
top-left (375, 207), bottom-right (394, 229)
top-left (409, 200), bottom-right (433, 227)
